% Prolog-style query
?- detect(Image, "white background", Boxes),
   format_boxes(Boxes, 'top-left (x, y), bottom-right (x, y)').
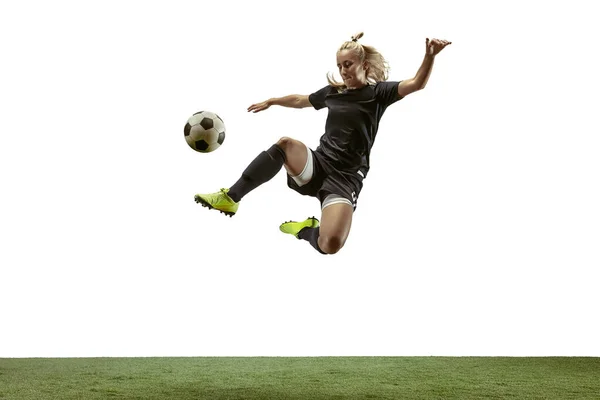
top-left (1, 0), bottom-right (599, 357)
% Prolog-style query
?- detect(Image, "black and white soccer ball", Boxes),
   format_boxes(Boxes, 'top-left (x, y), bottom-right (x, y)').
top-left (184, 111), bottom-right (226, 153)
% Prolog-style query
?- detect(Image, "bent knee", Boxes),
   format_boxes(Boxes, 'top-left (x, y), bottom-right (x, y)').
top-left (277, 136), bottom-right (293, 149)
top-left (277, 136), bottom-right (303, 151)
top-left (319, 235), bottom-right (345, 254)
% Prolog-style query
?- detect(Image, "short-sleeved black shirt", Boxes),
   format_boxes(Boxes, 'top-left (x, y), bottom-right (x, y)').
top-left (308, 81), bottom-right (403, 178)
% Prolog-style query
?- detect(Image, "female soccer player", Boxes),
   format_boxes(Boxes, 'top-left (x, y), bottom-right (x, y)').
top-left (195, 32), bottom-right (451, 255)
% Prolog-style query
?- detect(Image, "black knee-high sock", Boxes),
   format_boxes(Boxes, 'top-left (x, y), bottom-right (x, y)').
top-left (228, 144), bottom-right (286, 202)
top-left (298, 227), bottom-right (326, 254)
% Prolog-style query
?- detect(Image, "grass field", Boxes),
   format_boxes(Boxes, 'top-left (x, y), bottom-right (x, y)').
top-left (1, 357), bottom-right (599, 399)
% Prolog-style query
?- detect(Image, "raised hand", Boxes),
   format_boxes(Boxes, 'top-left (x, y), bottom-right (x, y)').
top-left (247, 99), bottom-right (272, 113)
top-left (426, 38), bottom-right (452, 56)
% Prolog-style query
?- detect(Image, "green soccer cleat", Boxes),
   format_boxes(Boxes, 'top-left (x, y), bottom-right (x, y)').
top-left (279, 216), bottom-right (320, 239)
top-left (194, 188), bottom-right (239, 217)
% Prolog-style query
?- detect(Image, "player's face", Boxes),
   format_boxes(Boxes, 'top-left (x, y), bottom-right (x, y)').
top-left (336, 49), bottom-right (368, 89)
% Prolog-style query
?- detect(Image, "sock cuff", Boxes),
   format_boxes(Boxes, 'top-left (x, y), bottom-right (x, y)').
top-left (298, 226), bottom-right (327, 255)
top-left (267, 144), bottom-right (287, 163)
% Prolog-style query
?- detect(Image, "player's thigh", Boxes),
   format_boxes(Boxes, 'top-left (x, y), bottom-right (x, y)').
top-left (277, 137), bottom-right (308, 176)
top-left (319, 202), bottom-right (354, 253)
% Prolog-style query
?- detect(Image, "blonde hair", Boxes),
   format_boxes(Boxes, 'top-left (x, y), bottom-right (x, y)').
top-left (327, 32), bottom-right (390, 90)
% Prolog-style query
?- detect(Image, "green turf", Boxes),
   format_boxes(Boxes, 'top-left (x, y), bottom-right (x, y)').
top-left (1, 357), bottom-right (599, 399)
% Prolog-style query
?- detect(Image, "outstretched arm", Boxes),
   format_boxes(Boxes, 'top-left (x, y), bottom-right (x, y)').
top-left (248, 95), bottom-right (311, 113)
top-left (397, 38), bottom-right (451, 97)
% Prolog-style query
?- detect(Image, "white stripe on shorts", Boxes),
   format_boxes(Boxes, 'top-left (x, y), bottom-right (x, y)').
top-left (322, 194), bottom-right (353, 210)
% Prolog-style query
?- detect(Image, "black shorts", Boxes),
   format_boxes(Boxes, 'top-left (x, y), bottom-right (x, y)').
top-left (286, 147), bottom-right (364, 211)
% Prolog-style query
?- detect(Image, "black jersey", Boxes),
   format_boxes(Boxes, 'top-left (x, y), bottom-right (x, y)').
top-left (308, 81), bottom-right (403, 178)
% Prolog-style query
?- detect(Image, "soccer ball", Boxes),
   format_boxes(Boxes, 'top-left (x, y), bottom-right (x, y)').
top-left (184, 111), bottom-right (226, 153)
